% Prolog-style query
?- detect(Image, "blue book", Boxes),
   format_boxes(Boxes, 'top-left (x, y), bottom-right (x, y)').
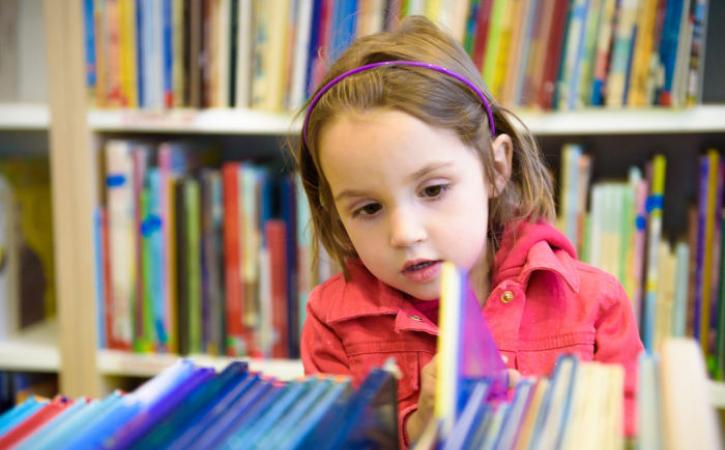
top-left (219, 380), bottom-right (311, 449)
top-left (135, 0), bottom-right (145, 107)
top-left (657, 0), bottom-right (685, 104)
top-left (131, 361), bottom-right (249, 449)
top-left (251, 379), bottom-right (336, 448)
top-left (443, 381), bottom-right (490, 450)
top-left (277, 380), bottom-right (353, 450)
top-left (163, 374), bottom-right (262, 449)
top-left (192, 379), bottom-right (281, 449)
top-left (41, 392), bottom-right (123, 450)
top-left (59, 360), bottom-right (198, 449)
top-left (105, 367), bottom-right (215, 449)
top-left (82, 0), bottom-right (96, 92)
top-left (15, 397), bottom-right (91, 450)
top-left (0, 397), bottom-right (46, 435)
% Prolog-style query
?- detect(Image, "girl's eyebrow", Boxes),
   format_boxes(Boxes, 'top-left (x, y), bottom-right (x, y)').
top-left (406, 161), bottom-right (454, 182)
top-left (334, 188), bottom-right (370, 202)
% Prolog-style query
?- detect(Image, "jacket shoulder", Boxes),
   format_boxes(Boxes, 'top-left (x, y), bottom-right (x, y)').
top-left (307, 272), bottom-right (348, 322)
top-left (571, 260), bottom-right (629, 307)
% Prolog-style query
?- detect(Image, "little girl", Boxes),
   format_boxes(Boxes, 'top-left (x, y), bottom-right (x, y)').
top-left (295, 16), bottom-right (643, 447)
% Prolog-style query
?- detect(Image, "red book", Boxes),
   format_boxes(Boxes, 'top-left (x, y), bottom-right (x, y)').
top-left (537, 0), bottom-right (570, 109)
top-left (471, 0), bottom-right (493, 72)
top-left (266, 220), bottom-right (288, 359)
top-left (0, 397), bottom-right (72, 448)
top-left (222, 163), bottom-right (244, 356)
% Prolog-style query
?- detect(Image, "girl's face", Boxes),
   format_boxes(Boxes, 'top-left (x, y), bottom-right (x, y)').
top-left (319, 109), bottom-right (510, 301)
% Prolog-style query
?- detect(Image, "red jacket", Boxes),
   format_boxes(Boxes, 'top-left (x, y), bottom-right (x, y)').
top-left (301, 221), bottom-right (643, 445)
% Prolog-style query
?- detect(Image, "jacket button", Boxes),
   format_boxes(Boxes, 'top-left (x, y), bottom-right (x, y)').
top-left (410, 314), bottom-right (422, 322)
top-left (500, 290), bottom-right (514, 304)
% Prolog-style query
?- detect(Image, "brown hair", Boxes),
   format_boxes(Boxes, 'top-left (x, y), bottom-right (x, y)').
top-left (291, 15), bottom-right (555, 278)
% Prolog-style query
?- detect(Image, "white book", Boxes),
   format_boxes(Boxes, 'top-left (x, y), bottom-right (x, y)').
top-left (0, 176), bottom-right (19, 339)
top-left (105, 140), bottom-right (136, 347)
top-left (235, 0), bottom-right (253, 108)
top-left (289, 0), bottom-right (313, 111)
top-left (661, 338), bottom-right (722, 449)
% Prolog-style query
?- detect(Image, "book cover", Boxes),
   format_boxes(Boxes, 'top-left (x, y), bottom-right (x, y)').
top-left (0, 175), bottom-right (18, 340)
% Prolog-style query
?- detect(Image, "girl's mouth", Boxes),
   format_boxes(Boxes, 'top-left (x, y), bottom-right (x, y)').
top-left (401, 260), bottom-right (442, 282)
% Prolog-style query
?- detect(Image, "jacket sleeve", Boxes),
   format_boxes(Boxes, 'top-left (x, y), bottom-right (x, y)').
top-left (594, 275), bottom-right (644, 438)
top-left (300, 286), bottom-right (351, 376)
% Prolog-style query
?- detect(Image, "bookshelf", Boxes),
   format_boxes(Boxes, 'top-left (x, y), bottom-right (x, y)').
top-left (13, 5), bottom-right (724, 440)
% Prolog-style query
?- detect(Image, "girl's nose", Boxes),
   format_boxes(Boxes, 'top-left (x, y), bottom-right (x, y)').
top-left (389, 208), bottom-right (426, 248)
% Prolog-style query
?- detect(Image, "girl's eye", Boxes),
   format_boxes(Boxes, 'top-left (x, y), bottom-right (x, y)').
top-left (421, 184), bottom-right (448, 198)
top-left (353, 203), bottom-right (382, 217)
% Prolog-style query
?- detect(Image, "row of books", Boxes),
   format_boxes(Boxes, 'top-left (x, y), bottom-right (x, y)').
top-left (97, 139), bottom-right (331, 358)
top-left (556, 146), bottom-right (725, 377)
top-left (0, 159), bottom-right (55, 340)
top-left (82, 0), bottom-right (710, 112)
top-left (0, 359), bottom-right (399, 449)
top-left (3, 260), bottom-right (719, 449)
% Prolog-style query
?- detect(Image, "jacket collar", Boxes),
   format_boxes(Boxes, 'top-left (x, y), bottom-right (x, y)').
top-left (327, 220), bottom-right (579, 324)
top-left (492, 220), bottom-right (580, 292)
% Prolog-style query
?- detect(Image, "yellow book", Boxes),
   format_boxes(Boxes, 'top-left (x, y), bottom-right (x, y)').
top-left (490, 0), bottom-right (514, 99)
top-left (627, 0), bottom-right (658, 107)
top-left (482, 0), bottom-right (506, 95)
top-left (700, 149), bottom-right (720, 353)
top-left (500, 0), bottom-right (527, 106)
top-left (119, 0), bottom-right (138, 108)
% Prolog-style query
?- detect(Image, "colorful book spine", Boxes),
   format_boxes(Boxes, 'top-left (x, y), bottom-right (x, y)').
top-left (643, 155), bottom-right (666, 352)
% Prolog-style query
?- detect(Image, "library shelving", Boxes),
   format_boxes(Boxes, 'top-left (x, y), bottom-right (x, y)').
top-left (1, 6), bottom-right (720, 442)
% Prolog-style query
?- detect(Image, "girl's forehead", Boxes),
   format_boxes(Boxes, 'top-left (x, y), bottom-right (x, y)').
top-left (319, 110), bottom-right (481, 187)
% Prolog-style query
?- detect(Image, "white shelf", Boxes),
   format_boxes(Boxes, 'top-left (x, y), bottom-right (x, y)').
top-left (0, 103), bottom-right (50, 130)
top-left (709, 380), bottom-right (725, 410)
top-left (87, 108), bottom-right (300, 134)
top-left (86, 105), bottom-right (725, 135)
top-left (0, 320), bottom-right (60, 372)
top-left (97, 349), bottom-right (304, 380)
top-left (518, 105), bottom-right (725, 135)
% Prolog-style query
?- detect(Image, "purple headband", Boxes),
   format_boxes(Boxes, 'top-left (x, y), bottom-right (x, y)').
top-left (301, 60), bottom-right (496, 147)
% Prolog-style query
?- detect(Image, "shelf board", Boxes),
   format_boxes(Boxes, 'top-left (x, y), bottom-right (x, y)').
top-left (86, 105), bottom-right (725, 135)
top-left (709, 380), bottom-right (725, 410)
top-left (97, 349), bottom-right (304, 380)
top-left (0, 320), bottom-right (60, 372)
top-left (518, 105), bottom-right (725, 135)
top-left (87, 108), bottom-right (300, 134)
top-left (0, 103), bottom-right (50, 130)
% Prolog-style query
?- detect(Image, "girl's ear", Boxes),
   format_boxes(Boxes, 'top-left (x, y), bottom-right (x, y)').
top-left (490, 133), bottom-right (513, 198)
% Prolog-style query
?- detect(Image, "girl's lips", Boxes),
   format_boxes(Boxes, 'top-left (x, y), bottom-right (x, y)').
top-left (401, 260), bottom-right (442, 283)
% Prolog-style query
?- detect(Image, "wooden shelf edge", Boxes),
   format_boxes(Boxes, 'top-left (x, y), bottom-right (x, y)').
top-left (87, 108), bottom-right (301, 135)
top-left (0, 320), bottom-right (60, 372)
top-left (97, 349), bottom-right (304, 380)
top-left (0, 103), bottom-right (50, 130)
top-left (85, 105), bottom-right (725, 135)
